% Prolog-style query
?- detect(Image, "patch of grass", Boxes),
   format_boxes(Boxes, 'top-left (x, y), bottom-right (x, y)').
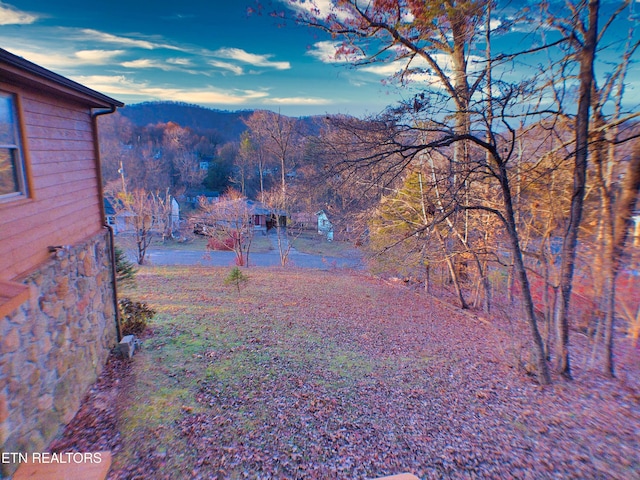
top-left (205, 351), bottom-right (256, 383)
top-left (290, 232), bottom-right (357, 257)
top-left (248, 234), bottom-right (272, 253)
top-left (155, 236), bottom-right (210, 250)
top-left (122, 386), bottom-right (190, 431)
top-left (327, 352), bottom-right (374, 377)
top-left (113, 348), bottom-right (201, 474)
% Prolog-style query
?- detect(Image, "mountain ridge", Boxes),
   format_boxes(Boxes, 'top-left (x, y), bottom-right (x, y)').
top-left (118, 101), bottom-right (253, 142)
top-left (118, 101), bottom-right (324, 143)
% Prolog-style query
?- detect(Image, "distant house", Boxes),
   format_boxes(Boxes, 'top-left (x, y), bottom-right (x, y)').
top-left (247, 199), bottom-right (271, 231)
top-left (315, 210), bottom-right (334, 241)
top-left (192, 197), bottom-right (287, 235)
top-left (246, 199), bottom-right (287, 231)
top-left (103, 196), bottom-right (136, 235)
top-left (104, 197), bottom-right (117, 228)
top-left (105, 193), bottom-right (178, 243)
top-left (181, 189), bottom-right (220, 207)
top-left (0, 48), bottom-right (123, 477)
top-left (104, 196), bottom-right (139, 235)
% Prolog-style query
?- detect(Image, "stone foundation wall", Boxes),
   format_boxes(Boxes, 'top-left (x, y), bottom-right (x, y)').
top-left (0, 229), bottom-right (118, 477)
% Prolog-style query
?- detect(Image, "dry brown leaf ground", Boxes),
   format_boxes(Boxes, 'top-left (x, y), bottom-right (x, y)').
top-left (51, 266), bottom-right (639, 479)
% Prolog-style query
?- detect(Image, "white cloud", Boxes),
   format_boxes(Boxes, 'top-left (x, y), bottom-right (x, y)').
top-left (359, 61), bottom-right (443, 85)
top-left (266, 96), bottom-right (332, 105)
top-left (0, 2), bottom-right (37, 25)
top-left (75, 49), bottom-right (124, 63)
top-left (3, 47), bottom-right (124, 68)
top-left (78, 29), bottom-right (156, 49)
top-left (152, 88), bottom-right (269, 105)
top-left (69, 75), bottom-right (140, 95)
top-left (1, 27), bottom-right (188, 61)
top-left (360, 52), bottom-right (484, 88)
top-left (70, 74), bottom-right (332, 108)
top-left (282, 0), bottom-right (352, 22)
top-left (306, 41), bottom-right (364, 64)
top-left (78, 29), bottom-right (184, 52)
top-left (71, 74), bottom-right (271, 105)
top-left (402, 11), bottom-right (415, 23)
top-left (121, 57), bottom-right (203, 75)
top-left (214, 47), bottom-right (290, 70)
top-left (208, 59), bottom-right (244, 75)
top-left (166, 57), bottom-right (193, 66)
top-left (361, 63), bottom-right (406, 76)
top-left (3, 48), bottom-right (77, 68)
top-left (121, 59), bottom-right (161, 68)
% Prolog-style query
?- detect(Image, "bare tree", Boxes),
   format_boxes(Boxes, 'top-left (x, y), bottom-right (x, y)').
top-left (236, 131), bottom-right (272, 202)
top-left (543, 0), bottom-right (600, 379)
top-left (598, 142), bottom-right (640, 374)
top-left (194, 189), bottom-right (255, 267)
top-left (539, 0), bottom-right (639, 378)
top-left (261, 188), bottom-right (295, 267)
top-left (244, 110), bottom-right (301, 201)
top-left (98, 112), bottom-right (135, 187)
top-left (115, 189), bottom-right (171, 265)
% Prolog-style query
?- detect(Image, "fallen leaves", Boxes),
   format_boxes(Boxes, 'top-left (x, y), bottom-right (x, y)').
top-left (51, 266), bottom-right (640, 479)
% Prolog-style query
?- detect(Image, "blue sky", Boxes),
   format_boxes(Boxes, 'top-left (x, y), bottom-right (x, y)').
top-left (0, 0), bottom-right (397, 116)
top-left (1, 1), bottom-right (638, 117)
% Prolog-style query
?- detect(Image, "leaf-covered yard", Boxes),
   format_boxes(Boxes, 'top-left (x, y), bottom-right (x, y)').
top-left (53, 266), bottom-right (639, 479)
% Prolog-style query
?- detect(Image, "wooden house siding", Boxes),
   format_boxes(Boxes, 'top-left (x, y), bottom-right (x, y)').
top-left (1, 48), bottom-right (124, 477)
top-left (0, 88), bottom-right (103, 281)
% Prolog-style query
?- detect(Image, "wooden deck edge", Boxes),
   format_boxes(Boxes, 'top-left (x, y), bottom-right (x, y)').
top-left (375, 474), bottom-right (420, 480)
top-left (12, 451), bottom-right (111, 480)
top-left (0, 279), bottom-right (30, 318)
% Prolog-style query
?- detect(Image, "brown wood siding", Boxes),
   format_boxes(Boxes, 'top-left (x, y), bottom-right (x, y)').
top-left (0, 87), bottom-right (104, 282)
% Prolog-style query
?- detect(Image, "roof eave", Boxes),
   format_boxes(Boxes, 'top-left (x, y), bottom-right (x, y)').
top-left (0, 48), bottom-right (124, 109)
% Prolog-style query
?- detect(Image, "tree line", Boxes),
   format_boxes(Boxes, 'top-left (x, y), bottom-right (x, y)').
top-left (280, 0), bottom-right (639, 384)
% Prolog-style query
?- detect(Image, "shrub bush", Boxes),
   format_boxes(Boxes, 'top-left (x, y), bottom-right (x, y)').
top-left (207, 237), bottom-right (236, 251)
top-left (119, 297), bottom-right (155, 336)
top-left (115, 246), bottom-right (137, 289)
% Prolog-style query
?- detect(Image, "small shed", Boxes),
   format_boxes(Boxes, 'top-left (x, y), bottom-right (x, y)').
top-left (170, 196), bottom-right (180, 233)
top-left (315, 210), bottom-right (334, 241)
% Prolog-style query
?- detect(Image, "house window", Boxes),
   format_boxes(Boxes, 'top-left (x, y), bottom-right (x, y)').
top-left (0, 91), bottom-right (28, 200)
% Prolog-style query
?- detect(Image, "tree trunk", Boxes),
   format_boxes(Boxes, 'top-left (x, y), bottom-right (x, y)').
top-left (425, 261), bottom-right (430, 293)
top-left (603, 141), bottom-right (640, 375)
top-left (435, 229), bottom-right (468, 309)
top-left (498, 158), bottom-right (551, 384)
top-left (555, 0), bottom-right (599, 379)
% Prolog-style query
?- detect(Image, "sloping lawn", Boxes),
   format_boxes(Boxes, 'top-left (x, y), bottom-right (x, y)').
top-left (61, 266), bottom-right (638, 479)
